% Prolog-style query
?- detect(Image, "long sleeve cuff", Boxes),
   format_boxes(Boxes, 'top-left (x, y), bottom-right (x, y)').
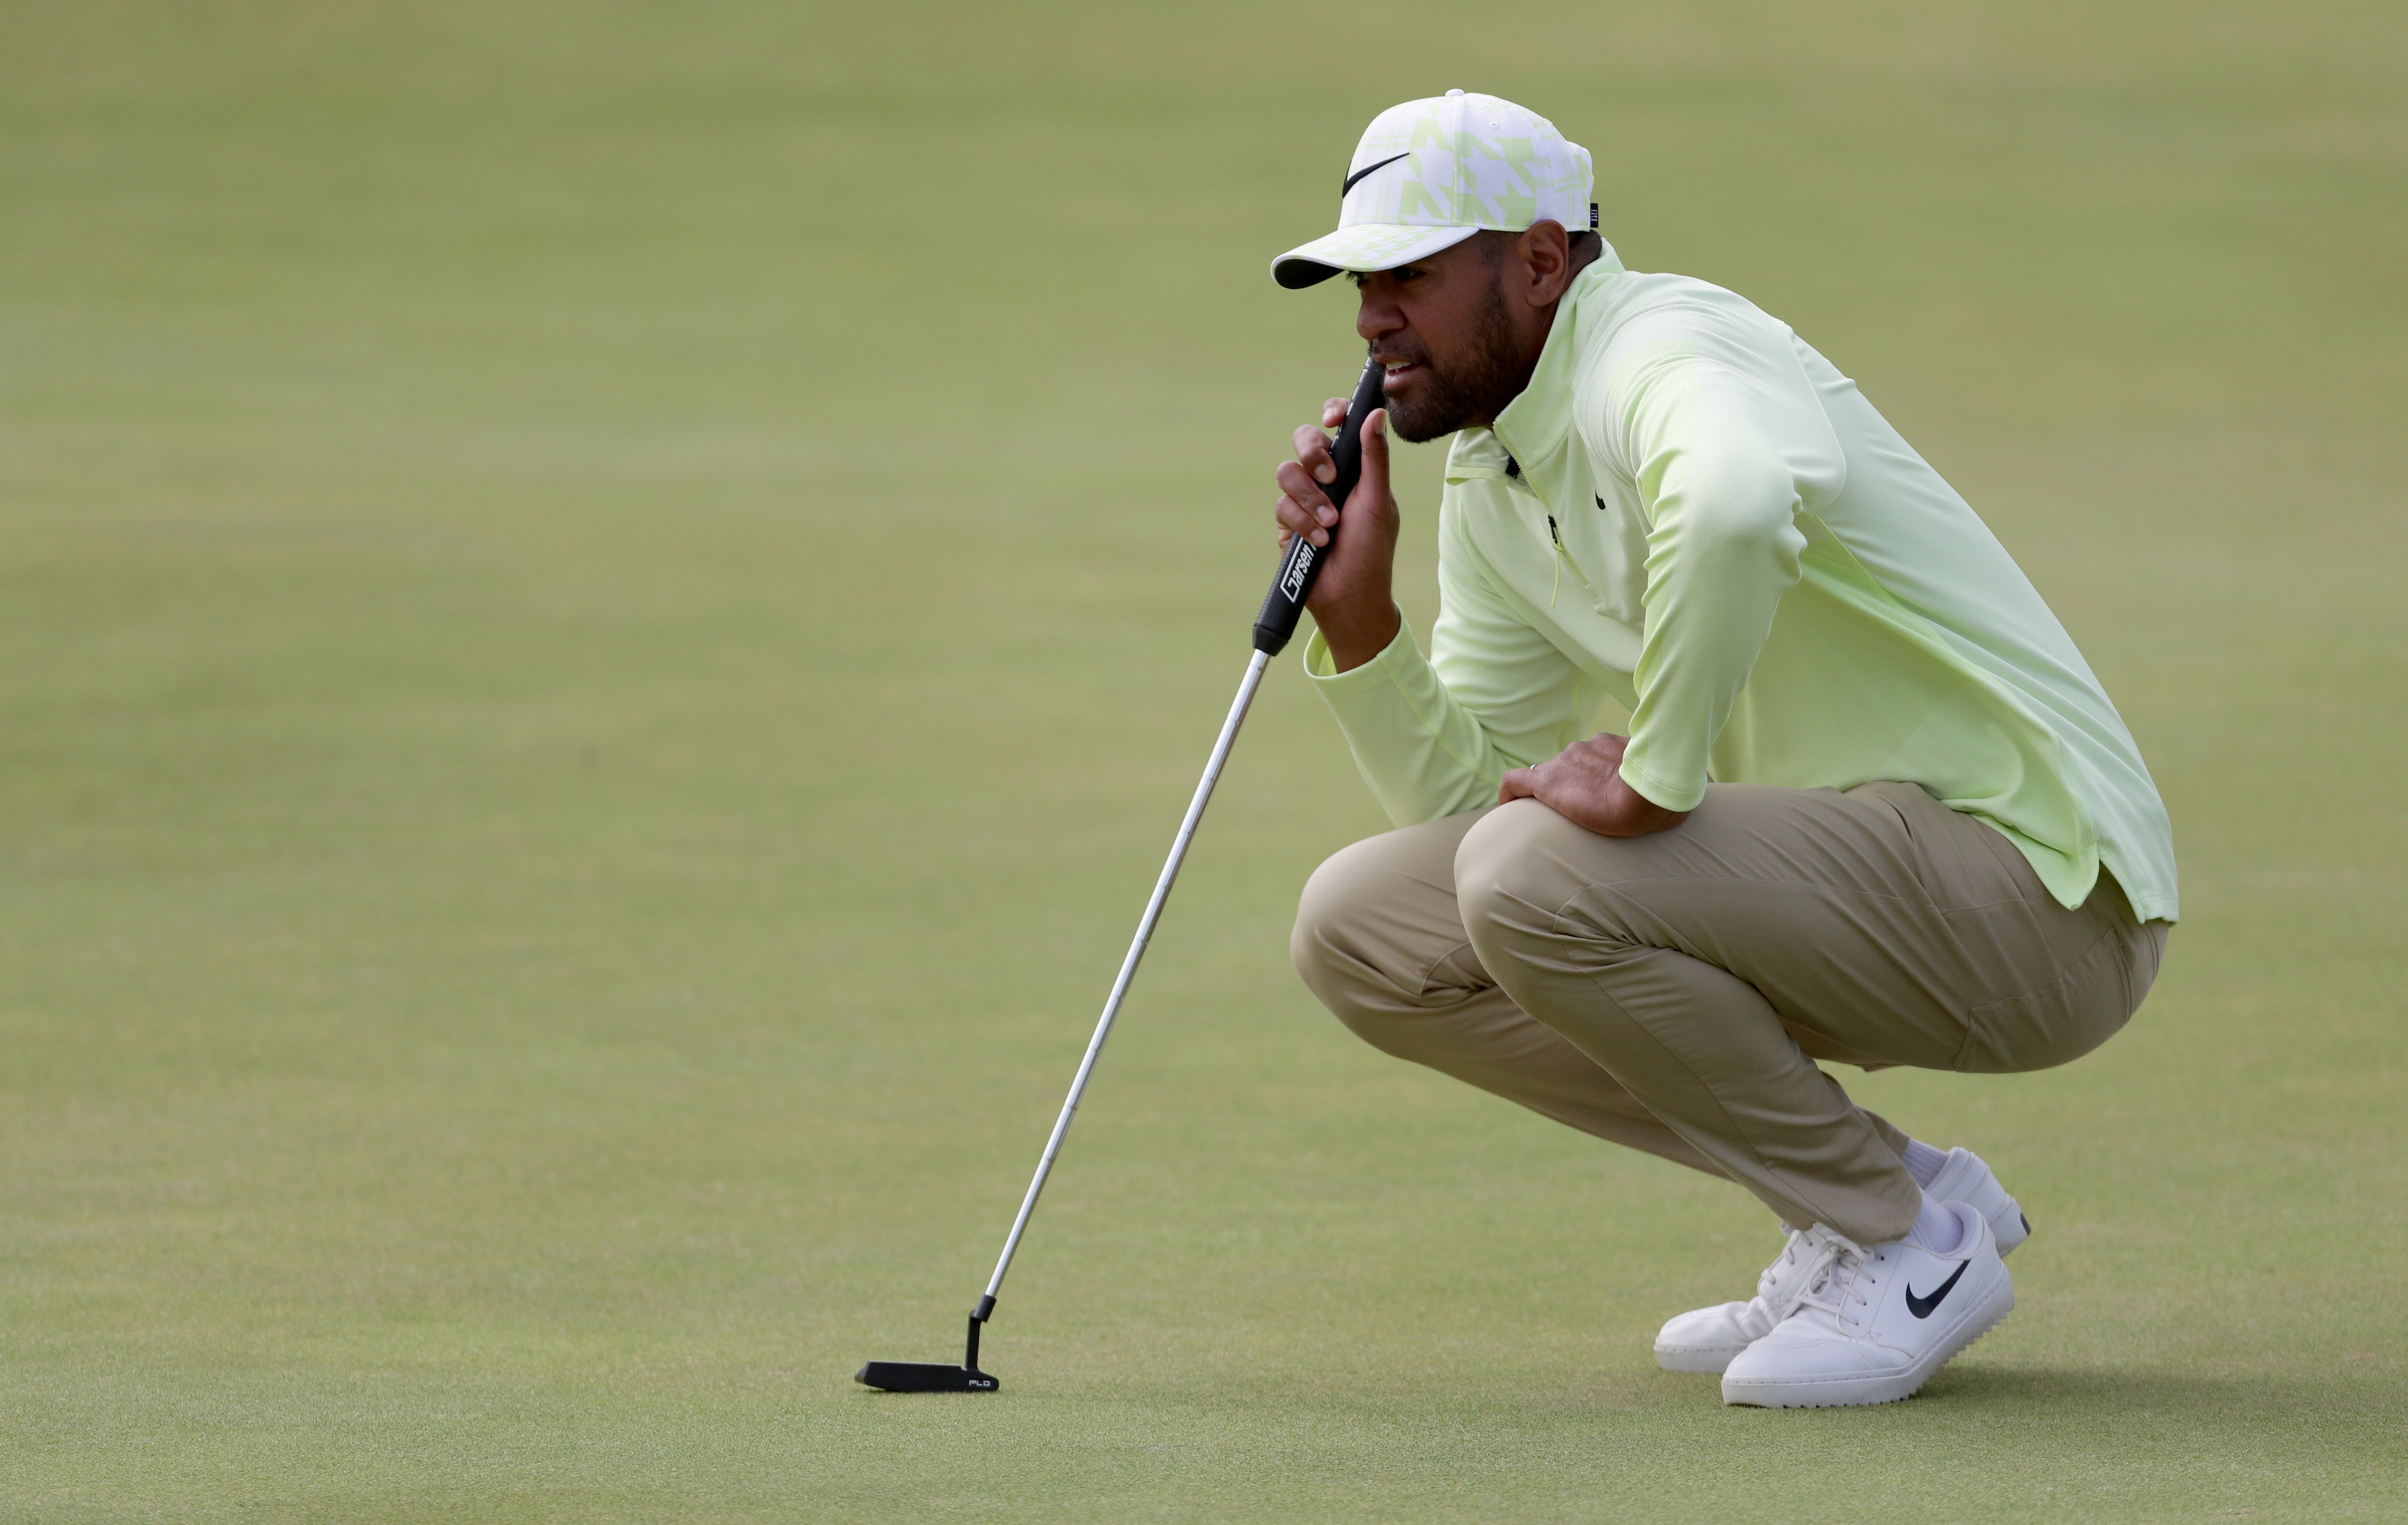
top-left (1620, 759), bottom-right (1707, 813)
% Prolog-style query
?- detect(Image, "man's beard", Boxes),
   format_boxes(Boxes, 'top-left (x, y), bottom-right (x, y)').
top-left (1377, 273), bottom-right (1528, 443)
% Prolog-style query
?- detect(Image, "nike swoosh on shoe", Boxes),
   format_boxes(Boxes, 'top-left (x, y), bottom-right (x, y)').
top-left (1905, 1260), bottom-right (1970, 1319)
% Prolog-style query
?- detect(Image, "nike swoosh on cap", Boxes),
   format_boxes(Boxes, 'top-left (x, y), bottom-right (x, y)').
top-left (1904, 1260), bottom-right (1970, 1320)
top-left (1340, 152), bottom-right (1410, 197)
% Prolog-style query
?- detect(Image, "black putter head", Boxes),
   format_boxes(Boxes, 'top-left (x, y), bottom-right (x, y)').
top-left (855, 1310), bottom-right (999, 1392)
top-left (855, 1360), bottom-right (998, 1393)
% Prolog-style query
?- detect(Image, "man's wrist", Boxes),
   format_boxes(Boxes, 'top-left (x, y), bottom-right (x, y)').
top-left (1603, 771), bottom-right (1690, 836)
top-left (1315, 601), bottom-right (1403, 673)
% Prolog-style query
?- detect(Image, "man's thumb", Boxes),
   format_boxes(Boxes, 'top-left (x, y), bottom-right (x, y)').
top-left (1358, 407), bottom-right (1391, 490)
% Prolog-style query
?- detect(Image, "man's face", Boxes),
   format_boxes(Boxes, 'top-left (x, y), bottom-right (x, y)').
top-left (1353, 236), bottom-right (1534, 444)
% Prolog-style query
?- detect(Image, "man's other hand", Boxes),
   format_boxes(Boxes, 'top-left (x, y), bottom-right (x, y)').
top-left (1498, 733), bottom-right (1692, 837)
top-left (1274, 398), bottom-right (1401, 671)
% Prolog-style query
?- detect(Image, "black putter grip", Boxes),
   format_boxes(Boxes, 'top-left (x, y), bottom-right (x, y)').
top-left (1251, 358), bottom-right (1387, 656)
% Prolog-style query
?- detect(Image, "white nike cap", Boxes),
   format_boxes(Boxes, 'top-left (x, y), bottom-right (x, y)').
top-left (1270, 90), bottom-right (1596, 290)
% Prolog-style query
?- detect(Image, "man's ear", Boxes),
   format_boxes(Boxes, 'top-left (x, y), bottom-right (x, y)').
top-left (1518, 221), bottom-right (1574, 307)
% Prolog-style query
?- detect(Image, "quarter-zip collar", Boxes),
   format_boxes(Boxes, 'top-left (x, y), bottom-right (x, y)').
top-left (1489, 244), bottom-right (1624, 487)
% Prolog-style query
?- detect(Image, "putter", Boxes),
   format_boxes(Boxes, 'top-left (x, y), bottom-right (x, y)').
top-left (855, 357), bottom-right (1387, 1394)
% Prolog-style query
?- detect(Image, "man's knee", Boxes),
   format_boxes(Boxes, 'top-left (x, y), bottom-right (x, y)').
top-left (1290, 824), bottom-right (1477, 1058)
top-left (1453, 798), bottom-right (1629, 962)
top-left (1288, 840), bottom-right (1371, 1001)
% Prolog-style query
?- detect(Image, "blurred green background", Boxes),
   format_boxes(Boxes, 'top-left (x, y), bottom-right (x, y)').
top-left (2, 1), bottom-right (2403, 1518)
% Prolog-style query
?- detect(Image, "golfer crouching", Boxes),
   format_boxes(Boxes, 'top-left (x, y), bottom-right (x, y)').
top-left (1272, 92), bottom-right (2176, 1408)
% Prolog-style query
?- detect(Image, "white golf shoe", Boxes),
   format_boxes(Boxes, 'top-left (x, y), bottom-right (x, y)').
top-left (1652, 1147), bottom-right (2026, 1375)
top-left (1719, 1201), bottom-right (2014, 1408)
top-left (1652, 1228), bottom-right (1825, 1374)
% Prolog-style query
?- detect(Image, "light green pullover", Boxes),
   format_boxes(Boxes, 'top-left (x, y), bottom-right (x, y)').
top-left (1303, 246), bottom-right (2177, 921)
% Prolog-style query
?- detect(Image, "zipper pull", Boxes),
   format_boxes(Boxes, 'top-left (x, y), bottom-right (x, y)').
top-left (1547, 515), bottom-right (1562, 607)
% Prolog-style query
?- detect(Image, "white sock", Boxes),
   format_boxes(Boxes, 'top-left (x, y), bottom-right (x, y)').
top-left (1906, 1194), bottom-right (1967, 1254)
top-left (1899, 1136), bottom-right (1949, 1190)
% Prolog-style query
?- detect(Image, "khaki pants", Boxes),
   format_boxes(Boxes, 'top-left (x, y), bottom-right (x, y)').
top-left (1291, 782), bottom-right (2169, 1244)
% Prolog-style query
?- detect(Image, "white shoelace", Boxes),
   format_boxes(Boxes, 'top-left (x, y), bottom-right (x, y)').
top-left (1755, 1231), bottom-right (1807, 1301)
top-left (1788, 1226), bottom-right (1875, 1335)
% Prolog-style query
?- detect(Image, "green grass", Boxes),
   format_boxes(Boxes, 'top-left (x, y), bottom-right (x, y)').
top-left (3, 0), bottom-right (2404, 1518)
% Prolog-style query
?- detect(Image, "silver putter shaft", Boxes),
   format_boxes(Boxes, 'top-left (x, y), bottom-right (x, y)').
top-left (977, 645), bottom-right (1270, 1316)
top-left (854, 357), bottom-right (1385, 1393)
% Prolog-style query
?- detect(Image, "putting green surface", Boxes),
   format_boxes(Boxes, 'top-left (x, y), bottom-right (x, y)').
top-left (4, 2), bottom-right (2404, 1518)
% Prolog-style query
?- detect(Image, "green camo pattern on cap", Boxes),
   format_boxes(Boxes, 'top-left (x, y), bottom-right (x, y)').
top-left (1272, 91), bottom-right (1594, 288)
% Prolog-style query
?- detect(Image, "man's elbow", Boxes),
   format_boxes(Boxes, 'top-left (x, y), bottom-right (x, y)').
top-left (1668, 446), bottom-right (1805, 548)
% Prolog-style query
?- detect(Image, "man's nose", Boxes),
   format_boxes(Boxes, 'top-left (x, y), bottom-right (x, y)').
top-left (1356, 291), bottom-right (1403, 347)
